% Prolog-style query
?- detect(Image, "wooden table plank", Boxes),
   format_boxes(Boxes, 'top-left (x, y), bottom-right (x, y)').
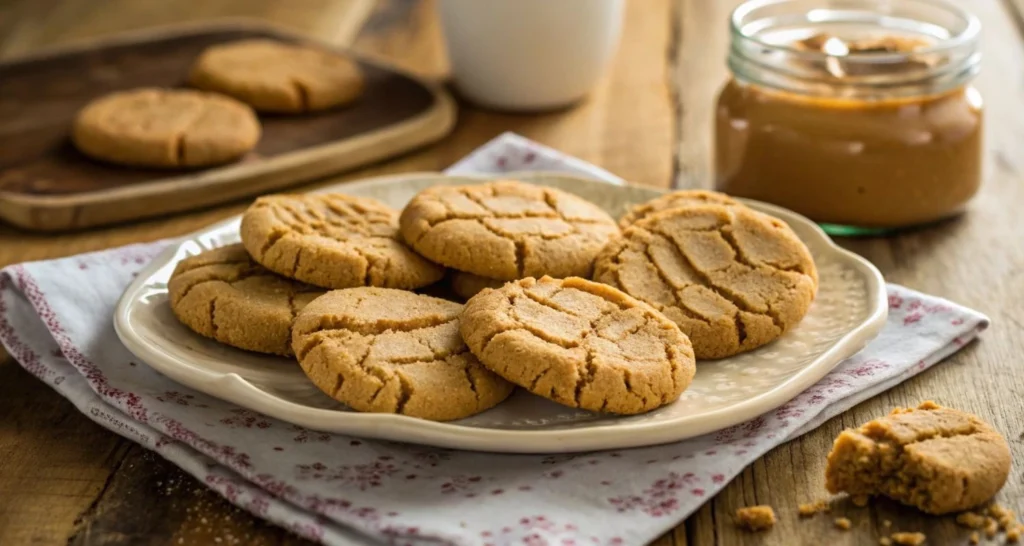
top-left (0, 0), bottom-right (376, 58)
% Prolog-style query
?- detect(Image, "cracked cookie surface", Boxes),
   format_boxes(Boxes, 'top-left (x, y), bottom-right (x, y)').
top-left (460, 276), bottom-right (695, 415)
top-left (399, 181), bottom-right (620, 281)
top-left (825, 401), bottom-right (1011, 515)
top-left (240, 193), bottom-right (444, 290)
top-left (291, 288), bottom-right (514, 421)
top-left (618, 189), bottom-right (743, 229)
top-left (593, 204), bottom-right (817, 359)
top-left (72, 88), bottom-right (260, 168)
top-left (189, 39), bottom-right (364, 113)
top-left (168, 244), bottom-right (323, 355)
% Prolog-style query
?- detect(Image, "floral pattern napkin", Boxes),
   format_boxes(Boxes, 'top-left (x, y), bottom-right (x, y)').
top-left (0, 133), bottom-right (989, 546)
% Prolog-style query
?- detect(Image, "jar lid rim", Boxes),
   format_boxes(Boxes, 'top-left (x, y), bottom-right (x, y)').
top-left (730, 0), bottom-right (981, 61)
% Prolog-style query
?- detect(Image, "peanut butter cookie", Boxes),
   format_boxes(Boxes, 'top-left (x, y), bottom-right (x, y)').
top-left (168, 244), bottom-right (323, 355)
top-left (619, 189), bottom-right (743, 228)
top-left (460, 276), bottom-right (695, 415)
top-left (240, 193), bottom-right (444, 290)
top-left (189, 39), bottom-right (364, 113)
top-left (291, 288), bottom-right (514, 421)
top-left (450, 271), bottom-right (504, 301)
top-left (73, 88), bottom-right (260, 168)
top-left (593, 204), bottom-right (817, 359)
top-left (826, 401), bottom-right (1011, 515)
top-left (400, 181), bottom-right (620, 281)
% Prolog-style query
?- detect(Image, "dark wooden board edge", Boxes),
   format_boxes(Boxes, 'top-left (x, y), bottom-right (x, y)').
top-left (0, 20), bottom-right (457, 231)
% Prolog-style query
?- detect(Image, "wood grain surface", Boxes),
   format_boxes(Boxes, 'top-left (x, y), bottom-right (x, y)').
top-left (1, 0), bottom-right (1022, 544)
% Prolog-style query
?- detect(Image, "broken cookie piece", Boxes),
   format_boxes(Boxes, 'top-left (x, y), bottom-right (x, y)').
top-left (825, 401), bottom-right (1011, 515)
top-left (889, 532), bottom-right (926, 546)
top-left (735, 505), bottom-right (776, 531)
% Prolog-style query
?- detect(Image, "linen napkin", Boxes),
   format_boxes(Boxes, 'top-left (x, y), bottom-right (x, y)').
top-left (0, 133), bottom-right (989, 546)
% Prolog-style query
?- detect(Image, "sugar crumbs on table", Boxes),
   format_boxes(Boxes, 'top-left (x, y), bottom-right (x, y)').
top-left (968, 531), bottom-right (980, 545)
top-left (852, 494), bottom-right (869, 507)
top-left (985, 517), bottom-right (999, 538)
top-left (879, 538), bottom-right (892, 546)
top-left (799, 500), bottom-right (830, 518)
top-left (989, 502), bottom-right (1018, 530)
top-left (735, 505), bottom-right (776, 532)
top-left (834, 517), bottom-right (852, 530)
top-left (889, 532), bottom-right (926, 546)
top-left (957, 512), bottom-right (987, 529)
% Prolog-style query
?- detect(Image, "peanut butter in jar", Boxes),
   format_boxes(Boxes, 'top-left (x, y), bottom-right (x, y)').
top-left (715, 0), bottom-right (983, 234)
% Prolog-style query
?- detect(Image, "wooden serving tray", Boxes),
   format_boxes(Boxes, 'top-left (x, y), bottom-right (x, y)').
top-left (0, 22), bottom-right (456, 231)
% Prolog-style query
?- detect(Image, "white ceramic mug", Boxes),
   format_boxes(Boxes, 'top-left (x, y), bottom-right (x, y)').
top-left (438, 0), bottom-right (625, 111)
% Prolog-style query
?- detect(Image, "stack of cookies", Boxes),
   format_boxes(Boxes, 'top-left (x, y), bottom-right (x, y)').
top-left (71, 39), bottom-right (364, 169)
top-left (168, 180), bottom-right (818, 422)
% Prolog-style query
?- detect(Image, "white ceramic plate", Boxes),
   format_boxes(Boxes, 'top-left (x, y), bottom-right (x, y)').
top-left (114, 172), bottom-right (887, 453)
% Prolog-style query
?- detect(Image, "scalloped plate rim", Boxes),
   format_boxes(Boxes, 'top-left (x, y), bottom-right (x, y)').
top-left (113, 171), bottom-right (888, 453)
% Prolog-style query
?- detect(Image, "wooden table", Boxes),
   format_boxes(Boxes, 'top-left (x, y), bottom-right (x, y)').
top-left (1, 0), bottom-right (1022, 544)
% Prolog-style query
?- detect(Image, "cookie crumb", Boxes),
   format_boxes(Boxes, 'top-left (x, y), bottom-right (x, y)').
top-left (985, 517), bottom-right (999, 538)
top-left (968, 531), bottom-right (980, 544)
top-left (834, 517), bottom-right (852, 530)
top-left (799, 500), bottom-right (829, 517)
top-left (879, 539), bottom-right (892, 546)
top-left (1007, 524), bottom-right (1023, 542)
top-left (889, 532), bottom-right (926, 545)
top-left (735, 505), bottom-right (776, 531)
top-left (957, 512), bottom-right (987, 529)
top-left (852, 494), bottom-right (869, 507)
top-left (883, 520), bottom-right (893, 528)
top-left (989, 502), bottom-right (1016, 530)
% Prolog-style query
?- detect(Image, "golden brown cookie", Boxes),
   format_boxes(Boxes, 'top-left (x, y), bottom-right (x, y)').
top-left (168, 244), bottom-right (323, 355)
top-left (460, 276), bottom-right (695, 415)
top-left (619, 189), bottom-right (743, 228)
top-left (399, 181), bottom-right (620, 281)
top-left (72, 88), bottom-right (260, 168)
top-left (291, 288), bottom-right (514, 421)
top-left (189, 39), bottom-right (364, 113)
top-left (450, 271), bottom-right (504, 300)
top-left (825, 401), bottom-right (1012, 515)
top-left (593, 204), bottom-right (817, 359)
top-left (240, 193), bottom-right (444, 290)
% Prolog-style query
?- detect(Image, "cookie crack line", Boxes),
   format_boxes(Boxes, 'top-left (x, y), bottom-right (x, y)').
top-left (718, 224), bottom-right (810, 277)
top-left (296, 314), bottom-right (458, 341)
top-left (424, 212), bottom-right (611, 228)
top-left (636, 239), bottom-right (716, 328)
top-left (174, 255), bottom-right (250, 275)
top-left (171, 267), bottom-right (266, 304)
top-left (648, 226), bottom-right (786, 331)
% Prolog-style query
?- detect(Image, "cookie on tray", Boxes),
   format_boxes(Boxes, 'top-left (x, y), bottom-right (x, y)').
top-left (189, 39), bottom-right (364, 113)
top-left (72, 88), bottom-right (260, 168)
top-left (825, 401), bottom-right (1011, 515)
top-left (593, 204), bottom-right (817, 359)
top-left (240, 193), bottom-right (444, 290)
top-left (168, 244), bottom-right (323, 355)
top-left (618, 189), bottom-right (743, 229)
top-left (460, 276), bottom-right (696, 415)
top-left (400, 180), bottom-right (620, 281)
top-left (291, 288), bottom-right (514, 421)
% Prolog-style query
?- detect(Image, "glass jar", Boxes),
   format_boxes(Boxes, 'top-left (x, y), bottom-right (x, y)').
top-left (714, 0), bottom-right (983, 235)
